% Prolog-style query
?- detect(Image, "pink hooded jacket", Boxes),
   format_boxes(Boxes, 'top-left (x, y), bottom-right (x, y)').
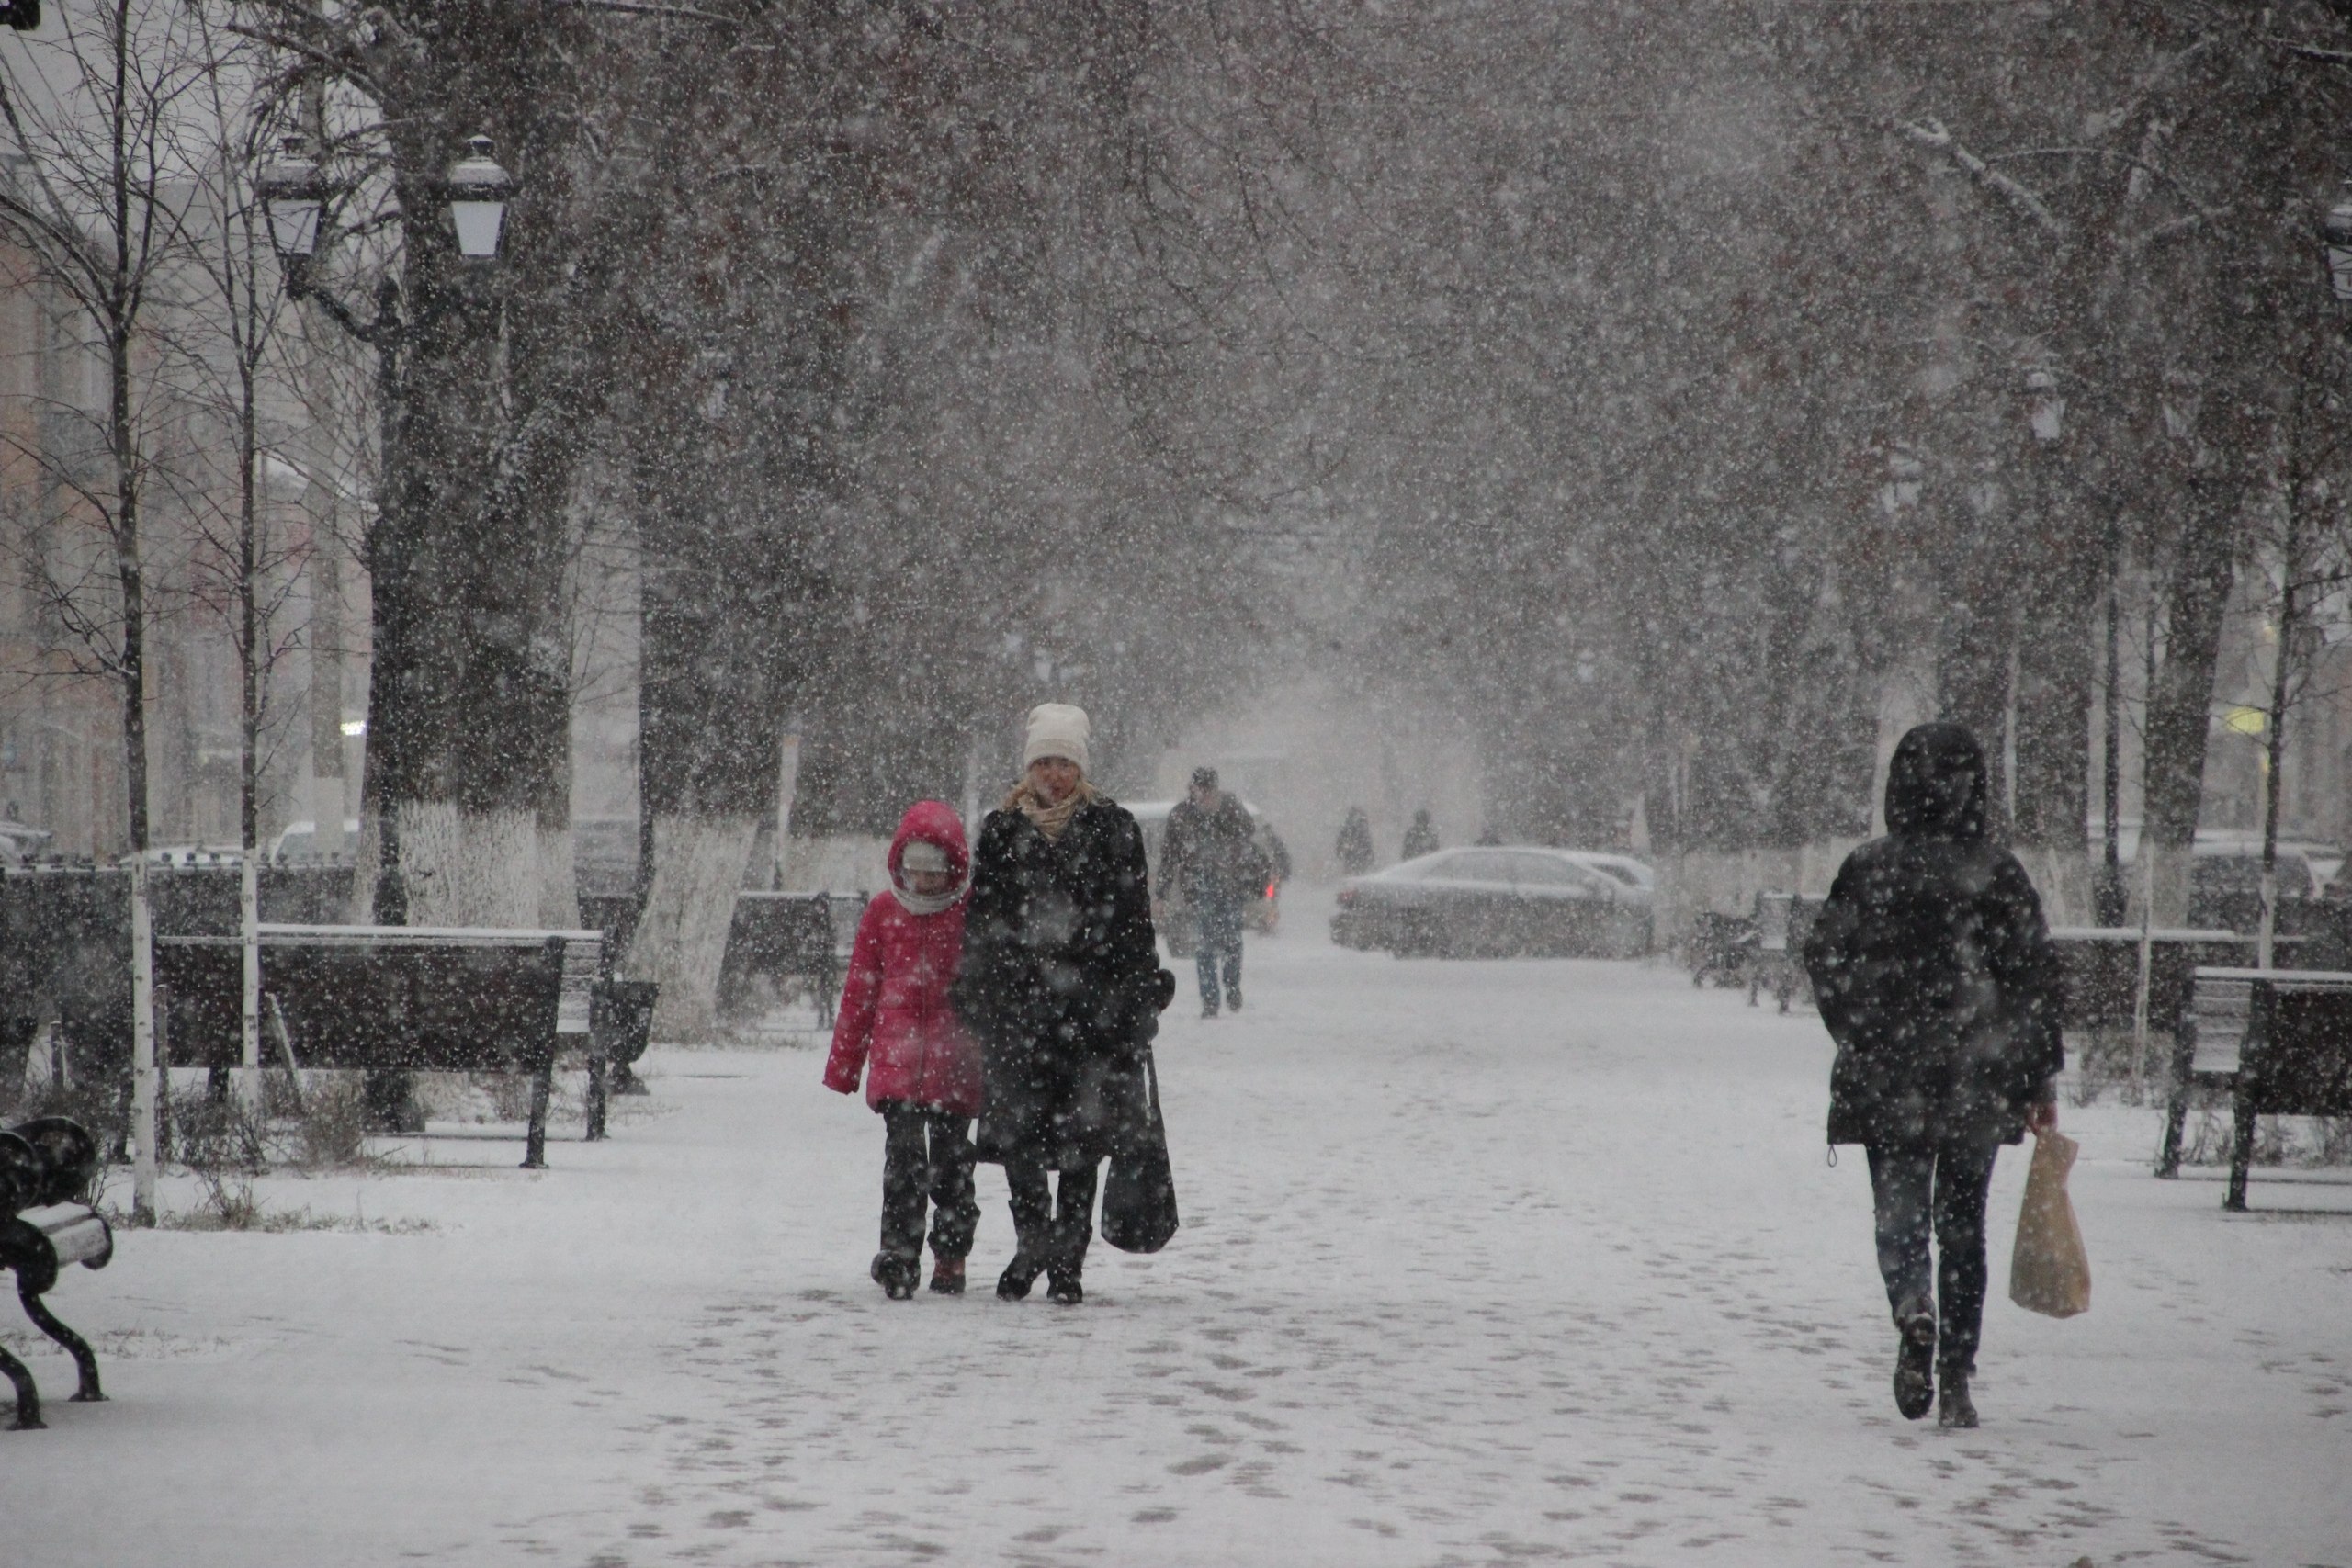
top-left (820, 801), bottom-right (984, 1115)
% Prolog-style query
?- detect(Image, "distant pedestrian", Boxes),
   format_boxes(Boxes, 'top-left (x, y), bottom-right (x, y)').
top-left (1159, 767), bottom-right (1262, 1018)
top-left (822, 800), bottom-right (983, 1301)
top-left (953, 704), bottom-right (1174, 1304)
top-left (1802, 723), bottom-right (2064, 1429)
top-left (1335, 806), bottom-right (1374, 876)
top-left (1402, 807), bottom-right (1439, 862)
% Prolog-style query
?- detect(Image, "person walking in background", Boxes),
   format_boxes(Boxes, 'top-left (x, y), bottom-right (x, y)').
top-left (1802, 722), bottom-right (2064, 1429)
top-left (1402, 807), bottom-right (1439, 862)
top-left (1158, 766), bottom-right (1261, 1018)
top-left (1335, 806), bottom-right (1374, 876)
top-left (822, 801), bottom-right (983, 1301)
top-left (954, 704), bottom-right (1172, 1304)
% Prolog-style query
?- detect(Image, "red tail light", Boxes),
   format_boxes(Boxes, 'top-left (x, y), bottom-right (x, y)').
top-left (1265, 882), bottom-right (1279, 899)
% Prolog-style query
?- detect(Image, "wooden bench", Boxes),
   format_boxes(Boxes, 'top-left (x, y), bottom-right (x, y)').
top-left (717, 892), bottom-right (860, 1029)
top-left (2168, 966), bottom-right (2352, 1209)
top-left (153, 925), bottom-right (602, 1168)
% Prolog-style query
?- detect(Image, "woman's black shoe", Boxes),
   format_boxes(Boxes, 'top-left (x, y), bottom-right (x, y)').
top-left (1893, 1298), bottom-right (1936, 1420)
top-left (930, 1258), bottom-right (967, 1295)
top-left (871, 1253), bottom-right (917, 1302)
top-left (997, 1254), bottom-right (1041, 1301)
top-left (1046, 1269), bottom-right (1083, 1305)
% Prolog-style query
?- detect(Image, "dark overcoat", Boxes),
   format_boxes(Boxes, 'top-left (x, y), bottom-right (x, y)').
top-left (953, 796), bottom-right (1163, 1170)
top-left (1802, 724), bottom-right (2064, 1148)
top-left (1161, 795), bottom-right (1261, 903)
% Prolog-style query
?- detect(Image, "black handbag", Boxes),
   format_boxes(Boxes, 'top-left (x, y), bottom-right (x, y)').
top-left (1101, 1048), bottom-right (1179, 1254)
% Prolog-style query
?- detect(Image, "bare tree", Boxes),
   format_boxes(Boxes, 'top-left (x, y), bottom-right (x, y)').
top-left (0, 0), bottom-right (227, 1222)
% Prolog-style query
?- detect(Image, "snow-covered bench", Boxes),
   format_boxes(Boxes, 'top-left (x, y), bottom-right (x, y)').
top-left (2171, 967), bottom-right (2352, 1210)
top-left (0, 1115), bottom-right (111, 1431)
top-left (153, 926), bottom-right (603, 1168)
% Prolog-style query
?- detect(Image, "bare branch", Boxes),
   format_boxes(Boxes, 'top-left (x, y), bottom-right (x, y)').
top-left (2267, 35), bottom-right (2352, 66)
top-left (548, 0), bottom-right (741, 23)
top-left (1897, 118), bottom-right (2066, 237)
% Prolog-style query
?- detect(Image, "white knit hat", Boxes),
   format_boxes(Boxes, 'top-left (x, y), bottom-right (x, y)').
top-left (1023, 702), bottom-right (1091, 775)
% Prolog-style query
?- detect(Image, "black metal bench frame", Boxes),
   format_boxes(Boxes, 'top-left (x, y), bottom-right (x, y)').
top-left (1685, 911), bottom-right (1753, 989)
top-left (0, 1117), bottom-right (109, 1431)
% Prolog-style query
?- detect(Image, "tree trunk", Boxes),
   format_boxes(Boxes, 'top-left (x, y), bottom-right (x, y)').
top-left (2013, 538), bottom-right (2097, 923)
top-left (2141, 491), bottom-right (2237, 927)
top-left (630, 815), bottom-right (762, 1043)
top-left (356, 11), bottom-right (586, 934)
top-left (1935, 510), bottom-right (2015, 838)
top-left (623, 530), bottom-right (788, 1040)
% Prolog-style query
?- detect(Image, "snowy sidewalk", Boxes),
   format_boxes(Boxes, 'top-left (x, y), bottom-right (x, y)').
top-left (6, 915), bottom-right (2350, 1566)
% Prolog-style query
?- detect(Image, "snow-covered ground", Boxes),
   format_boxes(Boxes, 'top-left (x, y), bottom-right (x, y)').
top-left (6, 892), bottom-right (2351, 1566)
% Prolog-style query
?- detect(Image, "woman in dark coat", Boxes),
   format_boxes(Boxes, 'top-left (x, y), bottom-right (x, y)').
top-left (1802, 722), bottom-right (2064, 1429)
top-left (952, 703), bottom-right (1166, 1304)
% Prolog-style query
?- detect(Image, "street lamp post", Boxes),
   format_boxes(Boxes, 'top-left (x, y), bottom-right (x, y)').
top-left (259, 130), bottom-right (515, 1128)
top-left (259, 130), bottom-right (516, 908)
top-left (259, 132), bottom-right (514, 343)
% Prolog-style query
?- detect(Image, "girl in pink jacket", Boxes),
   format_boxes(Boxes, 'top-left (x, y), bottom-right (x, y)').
top-left (822, 801), bottom-right (984, 1299)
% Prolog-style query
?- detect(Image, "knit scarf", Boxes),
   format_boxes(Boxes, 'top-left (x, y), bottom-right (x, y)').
top-left (1005, 778), bottom-right (1100, 843)
top-left (890, 877), bottom-right (964, 917)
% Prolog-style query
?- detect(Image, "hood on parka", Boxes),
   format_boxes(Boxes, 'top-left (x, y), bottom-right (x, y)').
top-left (1883, 722), bottom-right (1989, 842)
top-left (888, 799), bottom-right (970, 895)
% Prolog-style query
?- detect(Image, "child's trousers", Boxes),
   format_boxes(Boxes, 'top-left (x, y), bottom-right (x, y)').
top-left (880, 1104), bottom-right (978, 1263)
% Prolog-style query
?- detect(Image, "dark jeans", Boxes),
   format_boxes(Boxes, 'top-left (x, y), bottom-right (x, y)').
top-left (880, 1105), bottom-right (978, 1263)
top-left (1866, 1141), bottom-right (2000, 1374)
top-left (1193, 893), bottom-right (1244, 1009)
top-left (1005, 1158), bottom-right (1101, 1274)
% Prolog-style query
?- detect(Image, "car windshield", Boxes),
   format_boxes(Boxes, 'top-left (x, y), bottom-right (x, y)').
top-left (1508, 853), bottom-right (1598, 890)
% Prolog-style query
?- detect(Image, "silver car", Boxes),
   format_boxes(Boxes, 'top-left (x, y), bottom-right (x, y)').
top-left (1332, 846), bottom-right (1653, 959)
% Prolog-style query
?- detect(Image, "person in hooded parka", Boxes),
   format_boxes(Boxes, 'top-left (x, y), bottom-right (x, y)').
top-left (952, 703), bottom-right (1170, 1305)
top-left (1802, 722), bottom-right (2064, 1430)
top-left (822, 801), bottom-right (984, 1300)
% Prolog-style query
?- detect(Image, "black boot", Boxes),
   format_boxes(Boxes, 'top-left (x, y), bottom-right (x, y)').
top-left (1938, 1366), bottom-right (1978, 1428)
top-left (929, 1257), bottom-right (967, 1295)
top-left (1046, 1265), bottom-right (1083, 1305)
top-left (997, 1252), bottom-right (1042, 1301)
top-left (1893, 1296), bottom-right (1936, 1421)
top-left (871, 1253), bottom-right (917, 1302)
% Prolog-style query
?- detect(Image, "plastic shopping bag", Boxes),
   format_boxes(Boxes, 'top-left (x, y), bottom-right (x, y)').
top-left (2009, 1129), bottom-right (2091, 1318)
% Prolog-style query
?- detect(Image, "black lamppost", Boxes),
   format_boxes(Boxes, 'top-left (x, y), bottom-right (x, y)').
top-left (258, 131), bottom-right (514, 338)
